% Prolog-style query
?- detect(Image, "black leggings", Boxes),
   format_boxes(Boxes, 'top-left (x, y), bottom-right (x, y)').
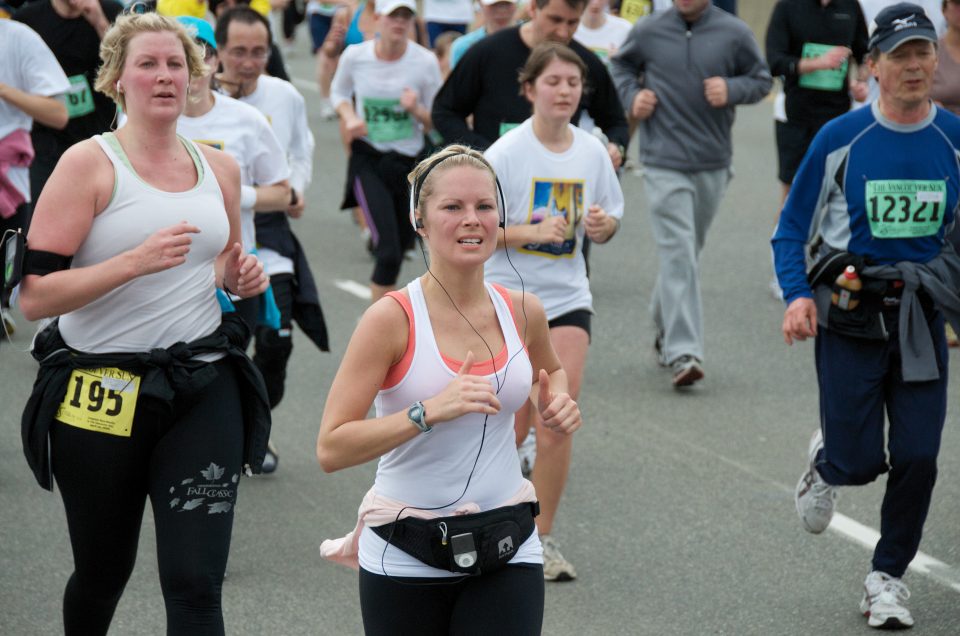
top-left (348, 141), bottom-right (416, 286)
top-left (359, 564), bottom-right (544, 636)
top-left (254, 273), bottom-right (294, 409)
top-left (50, 359), bottom-right (244, 636)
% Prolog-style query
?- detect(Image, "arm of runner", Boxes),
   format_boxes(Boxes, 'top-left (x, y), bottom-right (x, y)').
top-left (0, 82), bottom-right (68, 130)
top-left (19, 141), bottom-right (201, 319)
top-left (496, 216), bottom-right (568, 248)
top-left (523, 292), bottom-right (580, 435)
top-left (723, 28), bottom-right (773, 106)
top-left (430, 45), bottom-right (493, 149)
top-left (204, 145), bottom-right (268, 298)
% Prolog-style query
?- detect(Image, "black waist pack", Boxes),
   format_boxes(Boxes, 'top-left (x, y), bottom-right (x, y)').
top-left (371, 501), bottom-right (539, 575)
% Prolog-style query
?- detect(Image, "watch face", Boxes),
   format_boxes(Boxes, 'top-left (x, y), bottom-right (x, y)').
top-left (409, 403), bottom-right (424, 421)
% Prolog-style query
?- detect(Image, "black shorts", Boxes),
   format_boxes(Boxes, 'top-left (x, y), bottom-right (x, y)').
top-left (548, 309), bottom-right (591, 337)
top-left (776, 119), bottom-right (825, 185)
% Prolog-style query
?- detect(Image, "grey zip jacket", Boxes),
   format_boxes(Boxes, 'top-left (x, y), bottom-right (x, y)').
top-left (610, 5), bottom-right (772, 171)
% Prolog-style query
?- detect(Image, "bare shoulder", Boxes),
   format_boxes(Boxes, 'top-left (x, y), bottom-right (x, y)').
top-left (352, 292), bottom-right (411, 365)
top-left (45, 139), bottom-right (114, 210)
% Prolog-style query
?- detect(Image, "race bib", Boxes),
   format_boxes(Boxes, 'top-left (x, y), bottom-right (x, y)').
top-left (65, 74), bottom-right (95, 119)
top-left (865, 180), bottom-right (946, 239)
top-left (620, 0), bottom-right (652, 24)
top-left (798, 43), bottom-right (847, 92)
top-left (363, 97), bottom-right (414, 143)
top-left (499, 122), bottom-right (520, 137)
top-left (56, 367), bottom-right (141, 437)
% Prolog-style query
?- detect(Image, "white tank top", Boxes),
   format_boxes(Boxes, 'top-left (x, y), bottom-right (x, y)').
top-left (59, 133), bottom-right (228, 353)
top-left (358, 278), bottom-right (541, 577)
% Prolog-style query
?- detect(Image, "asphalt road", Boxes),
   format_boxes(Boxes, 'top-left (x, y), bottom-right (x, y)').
top-left (2, 38), bottom-right (959, 636)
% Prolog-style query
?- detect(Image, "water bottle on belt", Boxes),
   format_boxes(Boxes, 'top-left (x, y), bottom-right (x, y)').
top-left (831, 265), bottom-right (862, 310)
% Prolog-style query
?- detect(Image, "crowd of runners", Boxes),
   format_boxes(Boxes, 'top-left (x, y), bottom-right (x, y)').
top-left (2, 0), bottom-right (959, 633)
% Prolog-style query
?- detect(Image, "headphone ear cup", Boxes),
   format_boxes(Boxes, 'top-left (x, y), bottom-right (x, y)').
top-left (415, 218), bottom-right (424, 229)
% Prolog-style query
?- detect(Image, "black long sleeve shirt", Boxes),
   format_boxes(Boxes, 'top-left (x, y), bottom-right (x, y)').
top-left (765, 0), bottom-right (868, 125)
top-left (431, 26), bottom-right (629, 151)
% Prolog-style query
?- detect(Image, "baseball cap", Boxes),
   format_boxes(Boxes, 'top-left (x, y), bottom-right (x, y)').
top-left (177, 15), bottom-right (217, 50)
top-left (868, 3), bottom-right (938, 53)
top-left (375, 0), bottom-right (417, 15)
top-left (480, 0), bottom-right (517, 5)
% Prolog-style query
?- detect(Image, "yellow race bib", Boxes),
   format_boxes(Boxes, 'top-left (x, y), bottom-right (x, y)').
top-left (56, 367), bottom-right (141, 437)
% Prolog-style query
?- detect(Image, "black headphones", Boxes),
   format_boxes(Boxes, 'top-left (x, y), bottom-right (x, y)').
top-left (409, 152), bottom-right (507, 231)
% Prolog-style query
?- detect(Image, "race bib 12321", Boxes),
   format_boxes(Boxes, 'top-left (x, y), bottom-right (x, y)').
top-left (865, 180), bottom-right (946, 239)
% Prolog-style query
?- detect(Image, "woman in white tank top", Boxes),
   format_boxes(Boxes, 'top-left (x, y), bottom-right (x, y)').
top-left (317, 145), bottom-right (581, 635)
top-left (18, 14), bottom-right (268, 635)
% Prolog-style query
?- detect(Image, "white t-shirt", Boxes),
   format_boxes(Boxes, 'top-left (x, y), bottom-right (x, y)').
top-left (484, 119), bottom-right (625, 320)
top-left (232, 75), bottom-right (315, 276)
top-left (330, 40), bottom-right (442, 158)
top-left (423, 0), bottom-right (474, 24)
top-left (0, 20), bottom-right (70, 201)
top-left (574, 13), bottom-right (633, 131)
top-left (574, 14), bottom-right (633, 65)
top-left (177, 94), bottom-right (290, 254)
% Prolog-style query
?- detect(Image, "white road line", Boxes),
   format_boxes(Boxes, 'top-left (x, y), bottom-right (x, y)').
top-left (334, 279), bottom-right (371, 301)
top-left (291, 76), bottom-right (319, 94)
top-left (830, 513), bottom-right (960, 593)
top-left (649, 424), bottom-right (960, 594)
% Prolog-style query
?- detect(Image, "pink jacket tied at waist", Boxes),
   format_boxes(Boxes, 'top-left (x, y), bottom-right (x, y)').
top-left (0, 129), bottom-right (35, 219)
top-left (320, 480), bottom-right (538, 570)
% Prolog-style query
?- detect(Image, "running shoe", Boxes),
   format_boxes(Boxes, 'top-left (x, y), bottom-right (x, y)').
top-left (860, 571), bottom-right (914, 629)
top-left (654, 330), bottom-right (668, 367)
top-left (671, 355), bottom-right (703, 387)
top-left (946, 323), bottom-right (959, 348)
top-left (261, 440), bottom-right (279, 474)
top-left (318, 98), bottom-right (337, 121)
top-left (518, 428), bottom-right (536, 478)
top-left (541, 535), bottom-right (576, 582)
top-left (795, 429), bottom-right (837, 534)
top-left (1, 308), bottom-right (16, 337)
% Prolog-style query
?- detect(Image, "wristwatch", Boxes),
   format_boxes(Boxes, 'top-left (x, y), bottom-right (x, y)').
top-left (407, 401), bottom-right (431, 434)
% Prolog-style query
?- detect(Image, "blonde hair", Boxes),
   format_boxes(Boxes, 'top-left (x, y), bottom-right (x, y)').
top-left (408, 145), bottom-right (497, 222)
top-left (95, 13), bottom-right (208, 111)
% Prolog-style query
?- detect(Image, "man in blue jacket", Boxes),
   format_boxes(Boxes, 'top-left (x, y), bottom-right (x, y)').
top-left (773, 4), bottom-right (960, 629)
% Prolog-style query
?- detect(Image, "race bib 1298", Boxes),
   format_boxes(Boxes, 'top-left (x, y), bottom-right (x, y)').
top-left (56, 367), bottom-right (141, 437)
top-left (865, 180), bottom-right (946, 239)
top-left (363, 97), bottom-right (414, 143)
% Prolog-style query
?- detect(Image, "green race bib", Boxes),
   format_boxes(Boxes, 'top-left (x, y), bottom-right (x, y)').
top-left (65, 74), bottom-right (95, 119)
top-left (798, 43), bottom-right (847, 92)
top-left (866, 180), bottom-right (946, 239)
top-left (362, 97), bottom-right (414, 143)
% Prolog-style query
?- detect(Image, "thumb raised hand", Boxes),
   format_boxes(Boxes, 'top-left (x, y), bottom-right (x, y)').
top-left (538, 368), bottom-right (551, 410)
top-left (458, 350), bottom-right (476, 376)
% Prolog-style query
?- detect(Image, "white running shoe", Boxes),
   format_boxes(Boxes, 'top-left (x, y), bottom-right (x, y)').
top-left (860, 571), bottom-right (914, 629)
top-left (541, 535), bottom-right (576, 582)
top-left (318, 99), bottom-right (337, 121)
top-left (795, 429), bottom-right (837, 534)
top-left (518, 428), bottom-right (536, 478)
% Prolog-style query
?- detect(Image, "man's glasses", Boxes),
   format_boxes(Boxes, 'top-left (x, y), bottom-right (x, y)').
top-left (224, 47), bottom-right (270, 61)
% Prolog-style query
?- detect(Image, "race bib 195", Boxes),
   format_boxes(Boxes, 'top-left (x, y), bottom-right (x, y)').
top-left (56, 367), bottom-right (141, 437)
top-left (865, 180), bottom-right (946, 239)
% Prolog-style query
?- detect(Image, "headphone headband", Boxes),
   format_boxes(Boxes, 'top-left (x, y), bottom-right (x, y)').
top-left (408, 151), bottom-right (506, 231)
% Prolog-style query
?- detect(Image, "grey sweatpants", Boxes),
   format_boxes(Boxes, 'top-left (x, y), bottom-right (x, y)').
top-left (643, 166), bottom-right (730, 364)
